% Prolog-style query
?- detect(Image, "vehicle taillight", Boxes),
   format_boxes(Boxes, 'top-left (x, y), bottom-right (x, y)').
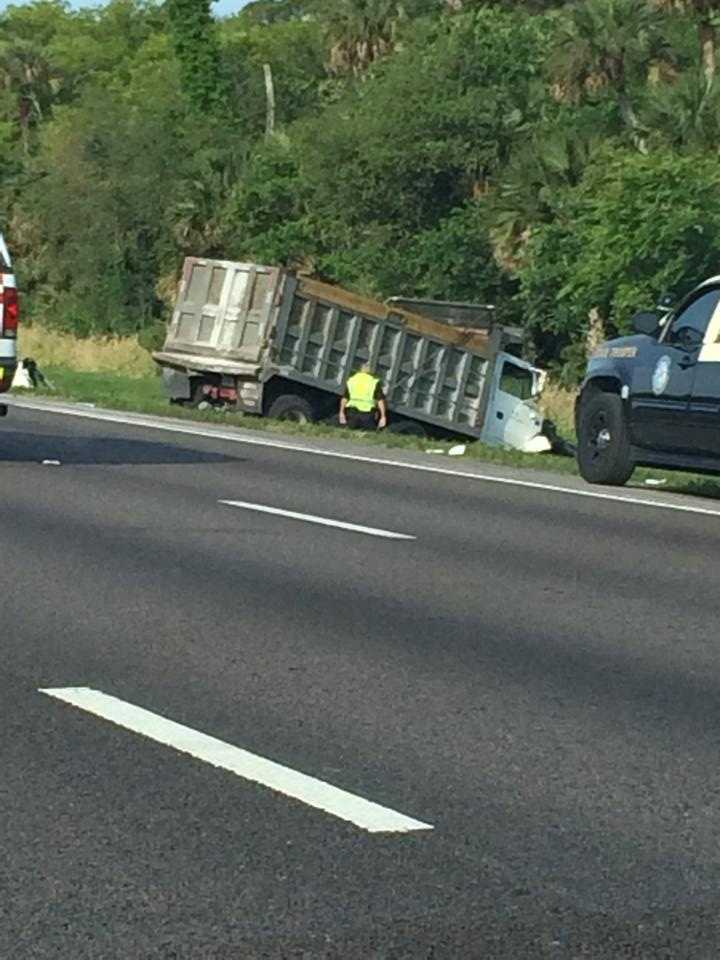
top-left (1, 287), bottom-right (19, 336)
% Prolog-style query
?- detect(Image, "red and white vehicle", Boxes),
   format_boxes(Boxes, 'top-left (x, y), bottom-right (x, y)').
top-left (0, 231), bottom-right (18, 407)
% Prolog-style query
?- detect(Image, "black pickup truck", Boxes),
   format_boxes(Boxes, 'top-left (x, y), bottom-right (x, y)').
top-left (576, 278), bottom-right (720, 485)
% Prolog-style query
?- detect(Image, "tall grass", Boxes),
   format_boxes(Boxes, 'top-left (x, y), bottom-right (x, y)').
top-left (20, 323), bottom-right (155, 378)
top-left (540, 382), bottom-right (576, 438)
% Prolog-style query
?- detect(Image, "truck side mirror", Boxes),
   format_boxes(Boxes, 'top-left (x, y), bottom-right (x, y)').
top-left (631, 311), bottom-right (661, 337)
top-left (677, 325), bottom-right (704, 351)
top-left (532, 369), bottom-right (547, 397)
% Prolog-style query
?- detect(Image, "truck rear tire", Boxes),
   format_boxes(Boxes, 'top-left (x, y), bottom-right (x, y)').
top-left (576, 391), bottom-right (634, 485)
top-left (188, 378), bottom-right (211, 408)
top-left (387, 419), bottom-right (427, 437)
top-left (267, 394), bottom-right (316, 424)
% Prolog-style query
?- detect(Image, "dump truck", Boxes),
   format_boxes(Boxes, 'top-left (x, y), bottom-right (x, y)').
top-left (153, 257), bottom-right (551, 452)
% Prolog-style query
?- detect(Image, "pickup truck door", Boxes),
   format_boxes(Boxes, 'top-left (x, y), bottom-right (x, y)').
top-left (686, 295), bottom-right (720, 456)
top-left (630, 287), bottom-right (720, 452)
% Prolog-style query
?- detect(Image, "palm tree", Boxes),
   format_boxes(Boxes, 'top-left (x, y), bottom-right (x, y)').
top-left (323, 0), bottom-right (406, 75)
top-left (643, 63), bottom-right (720, 147)
top-left (653, 0), bottom-right (720, 86)
top-left (0, 36), bottom-right (61, 153)
top-left (548, 0), bottom-right (673, 147)
top-left (0, 2), bottom-right (68, 154)
top-left (487, 117), bottom-right (601, 271)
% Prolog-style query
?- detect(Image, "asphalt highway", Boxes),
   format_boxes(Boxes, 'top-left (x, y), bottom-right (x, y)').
top-left (4, 401), bottom-right (720, 959)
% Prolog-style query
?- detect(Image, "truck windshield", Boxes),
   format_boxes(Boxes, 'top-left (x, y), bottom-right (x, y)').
top-left (499, 361), bottom-right (534, 400)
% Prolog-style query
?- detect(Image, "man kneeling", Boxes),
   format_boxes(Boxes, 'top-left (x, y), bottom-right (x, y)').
top-left (339, 364), bottom-right (387, 431)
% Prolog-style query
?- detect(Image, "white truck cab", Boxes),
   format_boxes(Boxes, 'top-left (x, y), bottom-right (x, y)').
top-left (482, 352), bottom-right (550, 453)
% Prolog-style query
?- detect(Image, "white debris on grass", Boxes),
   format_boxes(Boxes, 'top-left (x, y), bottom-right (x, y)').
top-left (11, 364), bottom-right (33, 389)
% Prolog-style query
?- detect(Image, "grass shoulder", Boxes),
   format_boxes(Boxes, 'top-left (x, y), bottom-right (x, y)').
top-left (13, 365), bottom-right (720, 500)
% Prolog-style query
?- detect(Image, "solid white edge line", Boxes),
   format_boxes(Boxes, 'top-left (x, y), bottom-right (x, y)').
top-left (39, 687), bottom-right (433, 834)
top-left (219, 499), bottom-right (415, 540)
top-left (13, 398), bottom-right (720, 520)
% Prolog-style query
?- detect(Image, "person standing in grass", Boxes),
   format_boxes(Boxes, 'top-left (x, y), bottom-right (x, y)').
top-left (339, 363), bottom-right (387, 431)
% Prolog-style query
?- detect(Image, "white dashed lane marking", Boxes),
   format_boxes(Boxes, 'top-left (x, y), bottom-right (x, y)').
top-left (39, 687), bottom-right (433, 834)
top-left (219, 499), bottom-right (416, 540)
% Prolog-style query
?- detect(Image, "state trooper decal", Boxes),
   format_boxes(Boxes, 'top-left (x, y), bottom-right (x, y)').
top-left (652, 355), bottom-right (672, 396)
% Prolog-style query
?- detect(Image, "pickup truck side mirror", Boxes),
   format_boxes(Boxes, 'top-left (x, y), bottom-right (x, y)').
top-left (631, 310), bottom-right (661, 337)
top-left (676, 325), bottom-right (704, 351)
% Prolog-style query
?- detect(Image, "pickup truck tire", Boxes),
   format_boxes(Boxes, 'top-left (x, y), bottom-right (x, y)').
top-left (267, 394), bottom-right (316, 424)
top-left (577, 391), bottom-right (634, 485)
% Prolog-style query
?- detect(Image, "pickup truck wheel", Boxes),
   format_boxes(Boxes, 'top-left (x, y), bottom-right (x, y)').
top-left (577, 391), bottom-right (634, 485)
top-left (267, 394), bottom-right (316, 424)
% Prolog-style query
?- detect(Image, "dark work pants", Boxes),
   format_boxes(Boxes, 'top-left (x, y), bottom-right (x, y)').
top-left (346, 409), bottom-right (378, 430)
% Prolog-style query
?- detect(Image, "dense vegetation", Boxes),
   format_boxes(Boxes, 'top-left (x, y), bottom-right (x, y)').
top-left (2, 0), bottom-right (720, 378)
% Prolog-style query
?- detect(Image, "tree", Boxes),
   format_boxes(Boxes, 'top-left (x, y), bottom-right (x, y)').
top-left (517, 149), bottom-right (720, 378)
top-left (166, 0), bottom-right (225, 110)
top-left (322, 0), bottom-right (403, 75)
top-left (20, 73), bottom-right (196, 334)
top-left (4, 0), bottom-right (720, 376)
top-left (0, 1), bottom-right (70, 153)
top-left (220, 17), bottom-right (325, 134)
top-left (217, 137), bottom-right (317, 267)
top-left (653, 0), bottom-right (720, 85)
top-left (238, 0), bottom-right (311, 23)
top-left (548, 0), bottom-right (673, 147)
top-left (643, 63), bottom-right (720, 148)
top-left (486, 97), bottom-right (613, 271)
top-left (295, 10), bottom-right (549, 233)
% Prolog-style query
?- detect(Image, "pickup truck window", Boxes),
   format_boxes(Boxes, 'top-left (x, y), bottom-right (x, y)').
top-left (499, 361), bottom-right (533, 400)
top-left (666, 288), bottom-right (720, 345)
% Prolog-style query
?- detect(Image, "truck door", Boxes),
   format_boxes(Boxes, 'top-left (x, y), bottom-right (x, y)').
top-left (686, 294), bottom-right (720, 456)
top-left (484, 356), bottom-right (546, 451)
top-left (630, 287), bottom-right (720, 452)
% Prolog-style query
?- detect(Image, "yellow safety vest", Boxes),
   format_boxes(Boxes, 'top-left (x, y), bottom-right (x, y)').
top-left (346, 371), bottom-right (379, 412)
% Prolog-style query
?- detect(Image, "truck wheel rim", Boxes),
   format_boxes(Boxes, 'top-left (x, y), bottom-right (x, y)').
top-left (588, 411), bottom-right (612, 458)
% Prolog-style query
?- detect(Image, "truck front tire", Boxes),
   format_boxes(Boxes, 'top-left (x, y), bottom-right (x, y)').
top-left (577, 391), bottom-right (634, 485)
